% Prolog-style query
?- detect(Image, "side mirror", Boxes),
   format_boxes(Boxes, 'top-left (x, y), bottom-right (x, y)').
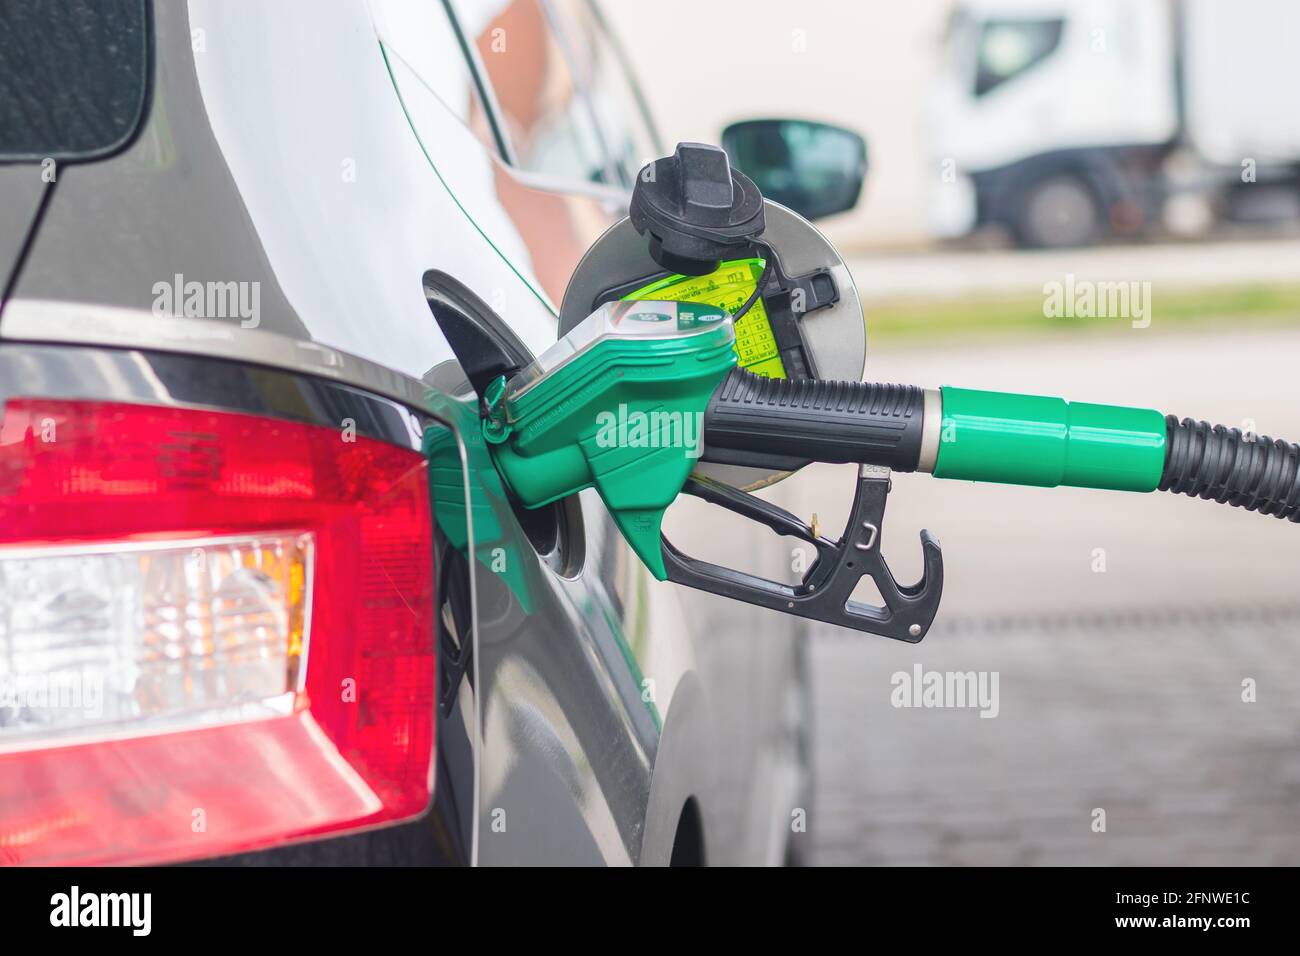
top-left (720, 120), bottom-right (868, 221)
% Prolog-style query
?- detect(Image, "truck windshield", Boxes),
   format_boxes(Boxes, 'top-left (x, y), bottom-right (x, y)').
top-left (975, 18), bottom-right (1065, 96)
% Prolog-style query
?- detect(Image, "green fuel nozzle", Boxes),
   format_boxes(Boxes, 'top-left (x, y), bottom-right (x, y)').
top-left (483, 299), bottom-right (737, 579)
top-left (482, 299), bottom-right (1300, 643)
top-left (473, 141), bottom-right (1300, 643)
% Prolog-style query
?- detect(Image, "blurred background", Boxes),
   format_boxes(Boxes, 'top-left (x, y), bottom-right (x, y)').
top-left (607, 0), bottom-right (1300, 864)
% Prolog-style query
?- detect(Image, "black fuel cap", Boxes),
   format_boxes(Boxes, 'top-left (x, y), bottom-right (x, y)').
top-left (629, 142), bottom-right (765, 276)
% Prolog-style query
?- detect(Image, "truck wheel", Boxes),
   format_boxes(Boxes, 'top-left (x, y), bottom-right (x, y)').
top-left (1015, 174), bottom-right (1103, 248)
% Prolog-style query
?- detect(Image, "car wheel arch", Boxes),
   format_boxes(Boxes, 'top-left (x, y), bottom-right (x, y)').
top-left (637, 669), bottom-right (715, 866)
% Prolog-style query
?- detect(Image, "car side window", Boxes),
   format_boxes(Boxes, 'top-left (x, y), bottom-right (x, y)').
top-left (369, 0), bottom-right (505, 157)
top-left (549, 0), bottom-right (661, 186)
top-left (449, 0), bottom-right (615, 185)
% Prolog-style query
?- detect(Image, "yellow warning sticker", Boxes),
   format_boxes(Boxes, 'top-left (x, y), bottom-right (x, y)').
top-left (622, 258), bottom-right (786, 378)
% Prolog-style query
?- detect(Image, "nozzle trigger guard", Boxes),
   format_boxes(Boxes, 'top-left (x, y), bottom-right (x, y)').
top-left (661, 466), bottom-right (943, 642)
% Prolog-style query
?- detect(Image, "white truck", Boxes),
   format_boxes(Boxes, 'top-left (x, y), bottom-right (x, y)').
top-left (926, 0), bottom-right (1300, 246)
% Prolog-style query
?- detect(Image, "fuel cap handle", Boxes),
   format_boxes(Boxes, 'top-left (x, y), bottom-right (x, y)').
top-left (629, 142), bottom-right (766, 276)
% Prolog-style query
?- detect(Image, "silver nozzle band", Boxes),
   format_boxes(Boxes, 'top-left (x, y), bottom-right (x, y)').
top-left (916, 388), bottom-right (942, 473)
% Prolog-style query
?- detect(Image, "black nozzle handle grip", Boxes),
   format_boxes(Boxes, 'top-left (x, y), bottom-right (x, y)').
top-left (702, 367), bottom-right (926, 471)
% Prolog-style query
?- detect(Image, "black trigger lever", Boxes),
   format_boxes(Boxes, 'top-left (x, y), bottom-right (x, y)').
top-left (661, 466), bottom-right (943, 642)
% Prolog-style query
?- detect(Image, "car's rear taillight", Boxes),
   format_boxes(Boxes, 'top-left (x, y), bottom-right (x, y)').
top-left (0, 399), bottom-right (437, 865)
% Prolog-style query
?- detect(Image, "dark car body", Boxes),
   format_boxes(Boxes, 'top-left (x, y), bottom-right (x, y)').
top-left (0, 0), bottom-right (807, 866)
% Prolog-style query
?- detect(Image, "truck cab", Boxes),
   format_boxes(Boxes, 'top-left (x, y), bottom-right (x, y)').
top-left (927, 0), bottom-right (1178, 246)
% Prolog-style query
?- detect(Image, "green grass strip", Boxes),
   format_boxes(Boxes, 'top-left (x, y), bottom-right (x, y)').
top-left (864, 283), bottom-right (1300, 341)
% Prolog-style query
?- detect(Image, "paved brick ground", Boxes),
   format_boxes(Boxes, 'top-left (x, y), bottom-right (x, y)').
top-left (769, 328), bottom-right (1300, 866)
top-left (808, 606), bottom-right (1300, 866)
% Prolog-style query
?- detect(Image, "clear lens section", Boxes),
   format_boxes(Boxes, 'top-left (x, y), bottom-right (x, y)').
top-left (0, 533), bottom-right (311, 746)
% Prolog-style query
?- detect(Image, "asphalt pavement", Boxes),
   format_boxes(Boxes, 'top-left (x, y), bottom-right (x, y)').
top-left (765, 323), bottom-right (1300, 865)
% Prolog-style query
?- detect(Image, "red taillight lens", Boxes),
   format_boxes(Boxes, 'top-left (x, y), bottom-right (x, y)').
top-left (0, 399), bottom-right (437, 865)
